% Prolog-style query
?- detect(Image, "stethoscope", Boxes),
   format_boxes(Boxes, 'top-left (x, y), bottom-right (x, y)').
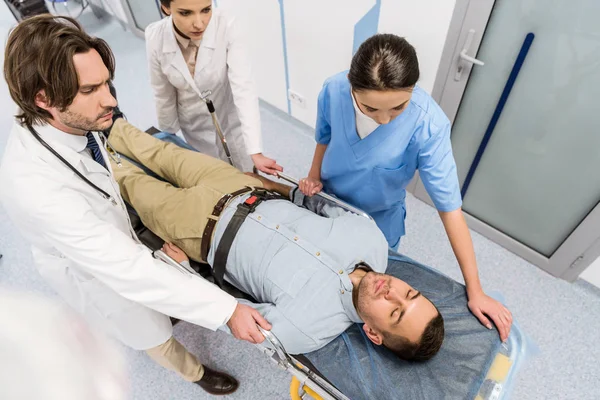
top-left (26, 124), bottom-right (197, 274)
top-left (27, 124), bottom-right (123, 206)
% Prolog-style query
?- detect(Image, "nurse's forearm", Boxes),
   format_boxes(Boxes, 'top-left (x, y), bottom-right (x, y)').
top-left (438, 208), bottom-right (484, 296)
top-left (308, 144), bottom-right (328, 180)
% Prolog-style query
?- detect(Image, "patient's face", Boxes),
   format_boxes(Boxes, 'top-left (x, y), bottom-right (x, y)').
top-left (355, 272), bottom-right (439, 345)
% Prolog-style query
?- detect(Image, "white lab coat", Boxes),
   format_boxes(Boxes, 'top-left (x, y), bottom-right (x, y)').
top-left (145, 10), bottom-right (262, 172)
top-left (0, 121), bottom-right (237, 350)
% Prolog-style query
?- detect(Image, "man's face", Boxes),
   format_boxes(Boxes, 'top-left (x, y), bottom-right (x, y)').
top-left (354, 271), bottom-right (439, 345)
top-left (42, 49), bottom-right (116, 135)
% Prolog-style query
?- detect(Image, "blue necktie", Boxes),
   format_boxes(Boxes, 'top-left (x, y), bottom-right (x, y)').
top-left (86, 132), bottom-right (107, 170)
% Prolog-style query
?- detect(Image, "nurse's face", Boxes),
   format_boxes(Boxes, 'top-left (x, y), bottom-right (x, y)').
top-left (163, 0), bottom-right (213, 41)
top-left (352, 88), bottom-right (413, 125)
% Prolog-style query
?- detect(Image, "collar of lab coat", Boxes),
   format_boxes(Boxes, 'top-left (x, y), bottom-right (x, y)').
top-left (35, 122), bottom-right (88, 153)
top-left (161, 14), bottom-right (217, 89)
top-left (20, 121), bottom-right (110, 176)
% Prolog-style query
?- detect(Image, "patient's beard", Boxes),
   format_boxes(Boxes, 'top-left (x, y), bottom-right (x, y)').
top-left (352, 284), bottom-right (360, 311)
top-left (353, 273), bottom-right (372, 316)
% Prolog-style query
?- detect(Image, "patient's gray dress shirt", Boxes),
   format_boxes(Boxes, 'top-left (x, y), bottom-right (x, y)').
top-left (208, 194), bottom-right (388, 354)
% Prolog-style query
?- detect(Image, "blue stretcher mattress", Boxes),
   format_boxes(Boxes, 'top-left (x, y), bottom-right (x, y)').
top-left (303, 251), bottom-right (502, 400)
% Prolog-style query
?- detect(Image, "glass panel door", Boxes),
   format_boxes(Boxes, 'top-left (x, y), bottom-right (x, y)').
top-left (413, 0), bottom-right (600, 278)
top-left (451, 0), bottom-right (600, 257)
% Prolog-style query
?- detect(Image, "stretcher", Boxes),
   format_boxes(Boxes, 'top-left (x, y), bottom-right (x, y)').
top-left (128, 132), bottom-right (528, 400)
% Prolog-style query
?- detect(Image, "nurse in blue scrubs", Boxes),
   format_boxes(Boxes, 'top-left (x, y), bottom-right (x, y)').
top-left (300, 34), bottom-right (513, 341)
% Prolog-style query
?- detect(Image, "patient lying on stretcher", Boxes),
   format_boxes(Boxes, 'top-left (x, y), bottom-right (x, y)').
top-left (107, 119), bottom-right (444, 361)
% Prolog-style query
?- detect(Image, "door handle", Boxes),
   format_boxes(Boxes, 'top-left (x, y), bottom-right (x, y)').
top-left (459, 50), bottom-right (485, 66)
top-left (455, 29), bottom-right (485, 81)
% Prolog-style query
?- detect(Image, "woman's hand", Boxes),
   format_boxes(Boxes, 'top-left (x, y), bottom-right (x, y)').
top-left (467, 291), bottom-right (513, 342)
top-left (299, 177), bottom-right (323, 196)
top-left (251, 153), bottom-right (283, 176)
top-left (161, 242), bottom-right (189, 264)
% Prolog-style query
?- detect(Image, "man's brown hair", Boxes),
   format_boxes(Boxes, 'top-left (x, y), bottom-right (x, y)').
top-left (383, 311), bottom-right (445, 362)
top-left (3, 14), bottom-right (115, 126)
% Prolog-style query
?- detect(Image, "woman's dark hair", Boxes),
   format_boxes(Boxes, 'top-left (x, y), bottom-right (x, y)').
top-left (349, 34), bottom-right (419, 92)
top-left (160, 0), bottom-right (171, 7)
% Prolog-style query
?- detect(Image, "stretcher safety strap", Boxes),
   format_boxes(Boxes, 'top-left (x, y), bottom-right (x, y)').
top-left (212, 189), bottom-right (286, 288)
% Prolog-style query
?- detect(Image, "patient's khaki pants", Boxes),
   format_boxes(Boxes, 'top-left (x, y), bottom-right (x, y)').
top-left (108, 118), bottom-right (263, 262)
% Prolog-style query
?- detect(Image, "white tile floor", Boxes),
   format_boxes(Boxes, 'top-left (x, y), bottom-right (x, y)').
top-left (0, 7), bottom-right (599, 400)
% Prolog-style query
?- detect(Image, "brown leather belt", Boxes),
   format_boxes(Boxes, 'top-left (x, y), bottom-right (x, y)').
top-left (200, 186), bottom-right (253, 262)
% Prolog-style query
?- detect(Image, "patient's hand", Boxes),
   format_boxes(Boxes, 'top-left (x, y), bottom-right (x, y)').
top-left (244, 172), bottom-right (291, 197)
top-left (468, 292), bottom-right (513, 342)
top-left (162, 243), bottom-right (189, 264)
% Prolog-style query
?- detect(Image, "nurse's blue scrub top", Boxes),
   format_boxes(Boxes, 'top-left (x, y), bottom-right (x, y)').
top-left (316, 72), bottom-right (462, 248)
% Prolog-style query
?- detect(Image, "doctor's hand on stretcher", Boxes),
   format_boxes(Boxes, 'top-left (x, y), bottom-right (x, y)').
top-left (161, 243), bottom-right (272, 344)
top-left (299, 176), bottom-right (323, 196)
top-left (227, 304), bottom-right (271, 344)
top-left (251, 153), bottom-right (283, 176)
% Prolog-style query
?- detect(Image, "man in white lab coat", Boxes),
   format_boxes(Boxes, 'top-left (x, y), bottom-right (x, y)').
top-left (0, 15), bottom-right (270, 396)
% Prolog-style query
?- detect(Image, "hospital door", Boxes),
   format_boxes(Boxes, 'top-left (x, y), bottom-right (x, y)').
top-left (411, 0), bottom-right (600, 281)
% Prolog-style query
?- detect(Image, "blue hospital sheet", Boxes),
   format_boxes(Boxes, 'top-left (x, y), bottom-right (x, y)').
top-left (304, 252), bottom-right (502, 400)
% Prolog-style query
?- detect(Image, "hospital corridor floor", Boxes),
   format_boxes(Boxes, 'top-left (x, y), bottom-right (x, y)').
top-left (0, 7), bottom-right (599, 400)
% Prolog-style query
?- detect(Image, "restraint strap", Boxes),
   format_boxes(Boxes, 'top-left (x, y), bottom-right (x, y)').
top-left (200, 187), bottom-right (253, 262)
top-left (212, 189), bottom-right (285, 288)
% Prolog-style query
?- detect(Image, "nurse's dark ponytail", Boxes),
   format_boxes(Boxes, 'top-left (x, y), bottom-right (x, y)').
top-left (349, 34), bottom-right (420, 92)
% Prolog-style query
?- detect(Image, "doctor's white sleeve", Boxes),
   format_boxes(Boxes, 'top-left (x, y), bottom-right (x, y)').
top-left (225, 17), bottom-right (263, 155)
top-left (145, 35), bottom-right (180, 134)
top-left (32, 193), bottom-right (237, 331)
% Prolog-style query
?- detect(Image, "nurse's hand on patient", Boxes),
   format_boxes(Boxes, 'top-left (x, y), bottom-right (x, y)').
top-left (468, 292), bottom-right (513, 342)
top-left (299, 177), bottom-right (323, 196)
top-left (227, 303), bottom-right (272, 344)
top-left (162, 243), bottom-right (189, 264)
top-left (251, 153), bottom-right (283, 176)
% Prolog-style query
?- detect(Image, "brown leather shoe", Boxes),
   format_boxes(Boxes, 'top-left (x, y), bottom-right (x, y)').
top-left (195, 366), bottom-right (239, 395)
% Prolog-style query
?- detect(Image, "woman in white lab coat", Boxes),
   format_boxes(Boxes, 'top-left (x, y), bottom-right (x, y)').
top-left (145, 0), bottom-right (282, 174)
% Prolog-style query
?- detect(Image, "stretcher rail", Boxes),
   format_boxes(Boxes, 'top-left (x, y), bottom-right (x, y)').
top-left (276, 172), bottom-right (374, 221)
top-left (256, 327), bottom-right (349, 400)
top-left (150, 248), bottom-right (347, 399)
top-left (153, 249), bottom-right (198, 276)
